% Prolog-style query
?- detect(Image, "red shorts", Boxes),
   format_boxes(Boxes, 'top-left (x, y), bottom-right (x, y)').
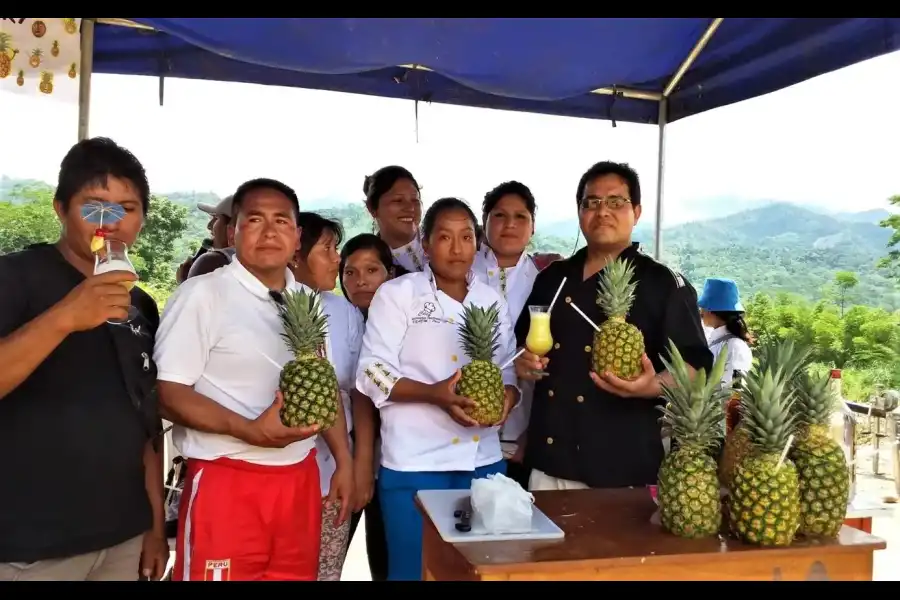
top-left (172, 452), bottom-right (322, 581)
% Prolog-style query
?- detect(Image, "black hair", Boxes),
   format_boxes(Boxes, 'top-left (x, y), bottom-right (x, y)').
top-left (363, 165), bottom-right (420, 212)
top-left (296, 212), bottom-right (344, 261)
top-left (338, 233), bottom-right (395, 300)
top-left (55, 137), bottom-right (151, 215)
top-left (231, 178), bottom-right (300, 221)
top-left (711, 310), bottom-right (754, 344)
top-left (575, 161), bottom-right (641, 207)
top-left (422, 197), bottom-right (479, 241)
top-left (482, 180), bottom-right (536, 222)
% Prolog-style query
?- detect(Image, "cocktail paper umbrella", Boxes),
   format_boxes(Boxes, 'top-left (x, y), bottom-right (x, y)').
top-left (81, 201), bottom-right (126, 253)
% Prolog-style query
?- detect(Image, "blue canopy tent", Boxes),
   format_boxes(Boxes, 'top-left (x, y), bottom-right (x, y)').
top-left (77, 17), bottom-right (900, 256)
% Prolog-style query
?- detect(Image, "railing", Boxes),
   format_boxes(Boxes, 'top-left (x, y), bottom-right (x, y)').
top-left (844, 401), bottom-right (900, 497)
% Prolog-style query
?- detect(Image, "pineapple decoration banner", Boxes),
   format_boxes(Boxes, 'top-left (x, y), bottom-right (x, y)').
top-left (0, 18), bottom-right (82, 103)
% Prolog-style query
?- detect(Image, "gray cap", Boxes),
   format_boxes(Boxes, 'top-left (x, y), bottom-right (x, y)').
top-left (198, 195), bottom-right (234, 218)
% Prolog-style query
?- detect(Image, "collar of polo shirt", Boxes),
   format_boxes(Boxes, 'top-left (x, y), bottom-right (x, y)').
top-left (228, 257), bottom-right (298, 300)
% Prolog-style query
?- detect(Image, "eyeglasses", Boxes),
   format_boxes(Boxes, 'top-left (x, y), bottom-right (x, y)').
top-left (579, 195), bottom-right (632, 211)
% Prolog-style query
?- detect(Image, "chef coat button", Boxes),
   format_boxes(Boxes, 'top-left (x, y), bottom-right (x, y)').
top-left (565, 296), bottom-right (572, 304)
top-left (452, 437), bottom-right (460, 444)
top-left (548, 390), bottom-right (554, 397)
top-left (576, 395), bottom-right (584, 403)
top-left (547, 437), bottom-right (554, 445)
top-left (488, 270), bottom-right (494, 276)
top-left (448, 317), bottom-right (455, 324)
top-left (584, 345), bottom-right (591, 353)
top-left (451, 354), bottom-right (458, 362)
top-left (554, 342), bottom-right (560, 350)
top-left (473, 435), bottom-right (480, 442)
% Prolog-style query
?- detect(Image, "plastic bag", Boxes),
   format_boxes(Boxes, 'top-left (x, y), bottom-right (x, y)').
top-left (470, 473), bottom-right (534, 534)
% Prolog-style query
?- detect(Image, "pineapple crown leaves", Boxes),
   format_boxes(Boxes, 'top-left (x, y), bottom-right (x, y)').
top-left (596, 256), bottom-right (638, 319)
top-left (790, 368), bottom-right (835, 428)
top-left (277, 288), bottom-right (329, 358)
top-left (657, 340), bottom-right (729, 450)
top-left (754, 337), bottom-right (813, 384)
top-left (739, 365), bottom-right (799, 455)
top-left (457, 301), bottom-right (502, 363)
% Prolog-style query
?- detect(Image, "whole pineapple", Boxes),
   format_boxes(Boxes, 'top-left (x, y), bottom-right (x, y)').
top-left (719, 339), bottom-right (812, 491)
top-left (728, 358), bottom-right (801, 546)
top-left (456, 302), bottom-right (505, 425)
top-left (657, 341), bottom-right (730, 539)
top-left (276, 288), bottom-right (339, 430)
top-left (789, 369), bottom-right (849, 538)
top-left (592, 257), bottom-right (644, 380)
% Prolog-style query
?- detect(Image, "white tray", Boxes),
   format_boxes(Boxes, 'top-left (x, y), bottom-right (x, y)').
top-left (417, 488), bottom-right (566, 544)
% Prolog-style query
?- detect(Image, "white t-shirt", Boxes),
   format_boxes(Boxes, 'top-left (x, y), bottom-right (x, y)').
top-left (705, 325), bottom-right (753, 385)
top-left (153, 259), bottom-right (315, 466)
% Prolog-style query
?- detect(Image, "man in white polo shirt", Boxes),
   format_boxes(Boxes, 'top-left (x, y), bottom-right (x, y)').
top-left (154, 178), bottom-right (353, 581)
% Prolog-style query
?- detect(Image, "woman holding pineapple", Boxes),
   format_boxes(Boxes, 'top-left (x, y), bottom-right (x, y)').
top-left (472, 181), bottom-right (542, 488)
top-left (363, 165), bottom-right (427, 275)
top-left (290, 213), bottom-right (364, 581)
top-left (355, 198), bottom-right (521, 581)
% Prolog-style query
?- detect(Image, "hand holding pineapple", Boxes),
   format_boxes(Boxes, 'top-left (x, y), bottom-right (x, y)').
top-left (237, 390), bottom-right (321, 449)
top-left (590, 352), bottom-right (662, 399)
top-left (429, 369), bottom-right (480, 427)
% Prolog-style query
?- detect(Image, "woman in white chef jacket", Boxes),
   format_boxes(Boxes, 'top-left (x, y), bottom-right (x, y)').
top-left (356, 197), bottom-right (520, 581)
top-left (291, 212), bottom-right (364, 581)
top-left (363, 165), bottom-right (427, 275)
top-left (697, 277), bottom-right (753, 386)
top-left (472, 181), bottom-right (543, 487)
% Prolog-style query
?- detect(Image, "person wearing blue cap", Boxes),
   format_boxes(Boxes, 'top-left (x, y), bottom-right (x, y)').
top-left (697, 277), bottom-right (753, 386)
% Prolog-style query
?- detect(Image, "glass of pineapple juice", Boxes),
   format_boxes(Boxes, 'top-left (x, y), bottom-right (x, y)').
top-left (525, 305), bottom-right (553, 378)
top-left (93, 238), bottom-right (139, 324)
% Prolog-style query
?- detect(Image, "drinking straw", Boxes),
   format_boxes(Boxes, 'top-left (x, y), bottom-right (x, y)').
top-left (569, 301), bottom-right (601, 333)
top-left (547, 277), bottom-right (567, 314)
top-left (775, 434), bottom-right (794, 471)
top-left (500, 348), bottom-right (525, 370)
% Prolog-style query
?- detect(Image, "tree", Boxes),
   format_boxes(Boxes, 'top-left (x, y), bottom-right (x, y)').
top-left (830, 270), bottom-right (859, 318)
top-left (131, 195), bottom-right (190, 287)
top-left (878, 194), bottom-right (900, 282)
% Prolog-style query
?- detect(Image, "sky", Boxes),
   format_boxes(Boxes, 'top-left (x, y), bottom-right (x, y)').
top-left (2, 48), bottom-right (899, 228)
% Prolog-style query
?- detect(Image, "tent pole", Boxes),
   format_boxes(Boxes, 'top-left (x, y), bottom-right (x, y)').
top-left (77, 19), bottom-right (95, 141)
top-left (653, 99), bottom-right (667, 261)
top-left (663, 18), bottom-right (723, 97)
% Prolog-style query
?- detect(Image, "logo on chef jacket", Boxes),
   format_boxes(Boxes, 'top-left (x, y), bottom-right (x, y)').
top-left (412, 301), bottom-right (442, 324)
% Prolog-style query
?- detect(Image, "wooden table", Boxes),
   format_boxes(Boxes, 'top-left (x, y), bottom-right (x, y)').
top-left (417, 488), bottom-right (887, 581)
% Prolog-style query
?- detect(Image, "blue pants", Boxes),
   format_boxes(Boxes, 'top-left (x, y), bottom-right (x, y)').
top-left (378, 460), bottom-right (506, 581)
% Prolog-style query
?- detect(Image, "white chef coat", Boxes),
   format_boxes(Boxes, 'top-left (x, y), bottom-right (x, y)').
top-left (315, 291), bottom-right (365, 496)
top-left (154, 259), bottom-right (315, 466)
top-left (472, 246), bottom-right (539, 442)
top-left (389, 231), bottom-right (426, 273)
top-left (355, 266), bottom-right (518, 473)
top-left (706, 325), bottom-right (753, 386)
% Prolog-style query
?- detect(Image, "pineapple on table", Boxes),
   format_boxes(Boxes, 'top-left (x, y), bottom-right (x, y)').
top-left (719, 338), bottom-right (812, 491)
top-left (657, 341), bottom-right (730, 539)
top-left (456, 302), bottom-right (506, 426)
top-left (592, 256), bottom-right (644, 380)
top-left (276, 288), bottom-right (339, 430)
top-left (728, 346), bottom-right (802, 546)
top-left (789, 369), bottom-right (850, 539)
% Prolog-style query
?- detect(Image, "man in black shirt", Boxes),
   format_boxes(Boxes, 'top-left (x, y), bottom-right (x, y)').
top-left (0, 138), bottom-right (168, 581)
top-left (514, 161), bottom-right (712, 491)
